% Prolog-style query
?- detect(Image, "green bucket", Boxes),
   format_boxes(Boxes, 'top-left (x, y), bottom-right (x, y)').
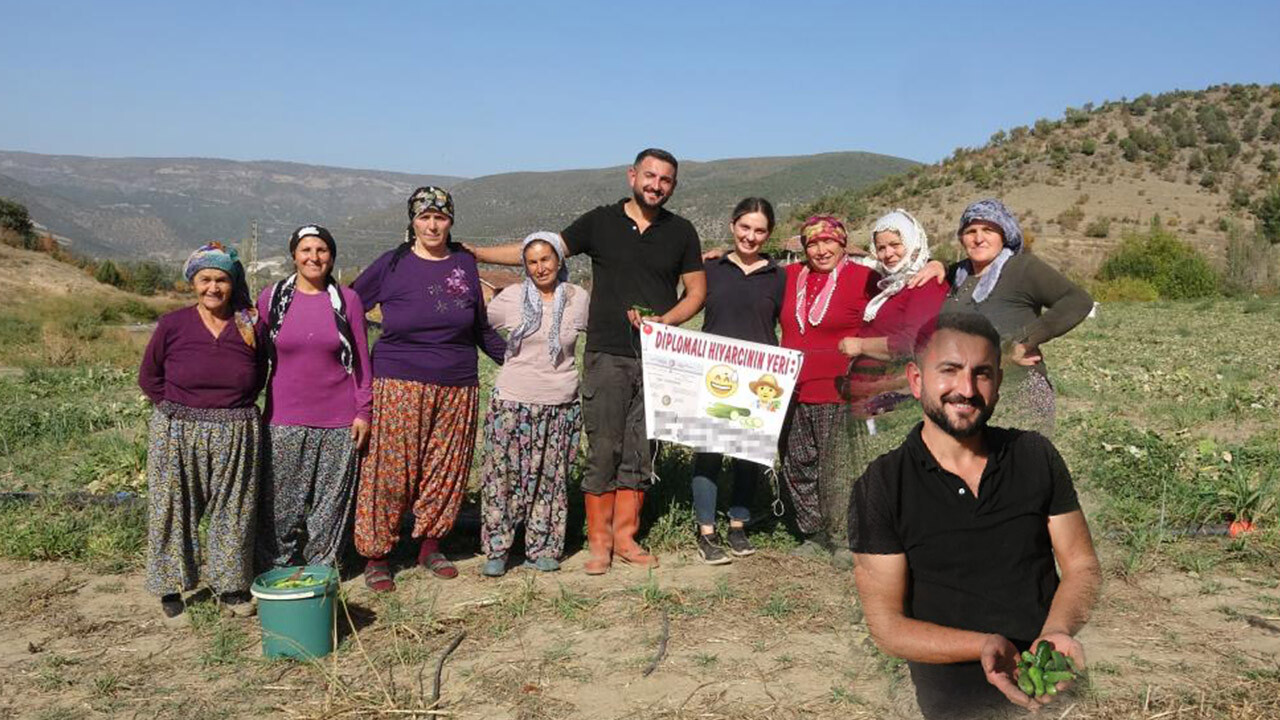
top-left (250, 565), bottom-right (339, 660)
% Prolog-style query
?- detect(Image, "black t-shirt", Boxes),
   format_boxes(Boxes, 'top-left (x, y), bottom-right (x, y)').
top-left (702, 254), bottom-right (786, 346)
top-left (562, 199), bottom-right (703, 358)
top-left (848, 422), bottom-right (1080, 645)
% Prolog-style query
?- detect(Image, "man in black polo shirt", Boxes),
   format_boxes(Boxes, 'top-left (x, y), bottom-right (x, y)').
top-left (849, 313), bottom-right (1100, 719)
top-left (471, 148), bottom-right (706, 575)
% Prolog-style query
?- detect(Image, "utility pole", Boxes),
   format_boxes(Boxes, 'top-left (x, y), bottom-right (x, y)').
top-left (247, 219), bottom-right (259, 295)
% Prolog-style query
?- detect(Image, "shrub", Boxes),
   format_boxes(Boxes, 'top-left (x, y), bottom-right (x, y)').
top-left (1056, 206), bottom-right (1085, 231)
top-left (1089, 276), bottom-right (1159, 302)
top-left (1084, 217), bottom-right (1111, 238)
top-left (1080, 138), bottom-right (1097, 156)
top-left (1097, 227), bottom-right (1219, 298)
top-left (94, 261), bottom-right (123, 288)
top-left (1253, 184), bottom-right (1280, 244)
top-left (1222, 223), bottom-right (1277, 295)
top-left (0, 198), bottom-right (36, 248)
top-left (1119, 138), bottom-right (1140, 162)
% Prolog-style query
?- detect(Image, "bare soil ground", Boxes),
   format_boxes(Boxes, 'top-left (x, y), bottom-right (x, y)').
top-left (3, 539), bottom-right (1279, 720)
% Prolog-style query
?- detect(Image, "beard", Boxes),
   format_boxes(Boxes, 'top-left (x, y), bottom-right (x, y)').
top-left (632, 186), bottom-right (669, 211)
top-left (922, 391), bottom-right (994, 439)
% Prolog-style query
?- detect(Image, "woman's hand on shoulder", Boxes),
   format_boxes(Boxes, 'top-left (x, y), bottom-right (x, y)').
top-left (1009, 343), bottom-right (1042, 366)
top-left (838, 336), bottom-right (863, 358)
top-left (701, 246), bottom-right (728, 261)
top-left (906, 260), bottom-right (946, 288)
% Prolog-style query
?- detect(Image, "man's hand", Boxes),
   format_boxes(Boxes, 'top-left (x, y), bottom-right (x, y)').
top-left (627, 309), bottom-right (663, 330)
top-left (906, 259), bottom-right (946, 288)
top-left (351, 418), bottom-right (371, 452)
top-left (1009, 342), bottom-right (1043, 366)
top-left (980, 634), bottom-right (1040, 711)
top-left (1030, 632), bottom-right (1086, 697)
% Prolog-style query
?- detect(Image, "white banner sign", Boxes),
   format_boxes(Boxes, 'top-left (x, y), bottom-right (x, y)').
top-left (640, 322), bottom-right (804, 467)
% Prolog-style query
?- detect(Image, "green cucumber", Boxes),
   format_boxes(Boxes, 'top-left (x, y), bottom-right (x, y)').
top-left (1017, 673), bottom-right (1036, 696)
top-left (1027, 666), bottom-right (1046, 697)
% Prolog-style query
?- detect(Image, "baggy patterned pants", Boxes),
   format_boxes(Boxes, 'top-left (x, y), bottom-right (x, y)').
top-left (354, 378), bottom-right (478, 558)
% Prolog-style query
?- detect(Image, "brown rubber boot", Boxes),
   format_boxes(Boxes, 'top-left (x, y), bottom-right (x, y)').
top-left (583, 491), bottom-right (615, 575)
top-left (613, 488), bottom-right (659, 568)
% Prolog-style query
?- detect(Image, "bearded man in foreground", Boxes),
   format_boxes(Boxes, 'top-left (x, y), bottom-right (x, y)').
top-left (849, 312), bottom-right (1101, 719)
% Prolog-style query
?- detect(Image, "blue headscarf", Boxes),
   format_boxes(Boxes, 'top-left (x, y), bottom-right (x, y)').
top-left (952, 199), bottom-right (1024, 303)
top-left (506, 232), bottom-right (570, 363)
top-left (181, 241), bottom-right (257, 346)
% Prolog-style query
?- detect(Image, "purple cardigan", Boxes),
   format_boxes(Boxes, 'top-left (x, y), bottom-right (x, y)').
top-left (351, 248), bottom-right (505, 386)
top-left (138, 305), bottom-right (264, 409)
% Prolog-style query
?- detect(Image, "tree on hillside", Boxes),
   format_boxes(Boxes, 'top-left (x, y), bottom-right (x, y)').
top-left (1253, 185), bottom-right (1280, 244)
top-left (0, 197), bottom-right (36, 249)
top-left (127, 262), bottom-right (165, 296)
top-left (94, 260), bottom-right (124, 288)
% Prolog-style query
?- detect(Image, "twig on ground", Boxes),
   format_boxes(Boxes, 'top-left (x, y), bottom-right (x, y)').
top-left (430, 631), bottom-right (467, 707)
top-left (642, 608), bottom-right (670, 677)
top-left (1244, 614), bottom-right (1280, 635)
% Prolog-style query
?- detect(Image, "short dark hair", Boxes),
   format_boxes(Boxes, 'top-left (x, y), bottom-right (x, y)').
top-left (634, 148), bottom-right (679, 173)
top-left (730, 197), bottom-right (775, 232)
top-left (913, 312), bottom-right (1002, 365)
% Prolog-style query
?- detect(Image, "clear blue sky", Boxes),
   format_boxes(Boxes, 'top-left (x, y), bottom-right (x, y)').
top-left (2, 0), bottom-right (1277, 177)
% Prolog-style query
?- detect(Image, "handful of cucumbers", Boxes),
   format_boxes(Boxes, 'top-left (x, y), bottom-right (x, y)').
top-left (1015, 639), bottom-right (1077, 698)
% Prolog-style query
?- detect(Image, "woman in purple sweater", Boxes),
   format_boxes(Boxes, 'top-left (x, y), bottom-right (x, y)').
top-left (351, 187), bottom-right (506, 591)
top-left (257, 225), bottom-right (373, 570)
top-left (138, 242), bottom-right (263, 621)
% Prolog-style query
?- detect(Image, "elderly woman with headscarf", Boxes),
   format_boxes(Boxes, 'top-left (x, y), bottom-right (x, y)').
top-left (350, 186), bottom-right (506, 591)
top-left (778, 215), bottom-right (878, 567)
top-left (909, 199), bottom-right (1093, 435)
top-left (477, 232), bottom-right (589, 577)
top-left (838, 209), bottom-right (949, 407)
top-left (256, 225), bottom-right (372, 571)
top-left (138, 241), bottom-right (264, 620)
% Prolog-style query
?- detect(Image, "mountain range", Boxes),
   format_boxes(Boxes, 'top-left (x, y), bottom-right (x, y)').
top-left (0, 150), bottom-right (917, 266)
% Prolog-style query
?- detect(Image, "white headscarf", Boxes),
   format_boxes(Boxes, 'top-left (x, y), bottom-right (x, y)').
top-left (863, 209), bottom-right (931, 322)
top-left (507, 232), bottom-right (570, 363)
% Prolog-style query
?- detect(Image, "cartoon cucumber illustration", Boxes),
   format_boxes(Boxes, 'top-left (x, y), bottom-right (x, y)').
top-left (706, 402), bottom-right (751, 420)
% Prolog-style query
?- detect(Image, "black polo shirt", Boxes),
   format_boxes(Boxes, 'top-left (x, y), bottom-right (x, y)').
top-left (562, 199), bottom-right (702, 358)
top-left (702, 254), bottom-right (786, 346)
top-left (848, 422), bottom-right (1080, 645)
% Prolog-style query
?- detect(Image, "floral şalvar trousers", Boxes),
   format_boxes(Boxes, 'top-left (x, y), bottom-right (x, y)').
top-left (259, 424), bottom-right (359, 569)
top-left (479, 395), bottom-right (581, 561)
top-left (354, 378), bottom-right (478, 558)
top-left (145, 403), bottom-right (260, 597)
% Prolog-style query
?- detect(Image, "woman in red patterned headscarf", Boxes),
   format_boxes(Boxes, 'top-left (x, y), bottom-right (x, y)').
top-left (778, 216), bottom-right (878, 568)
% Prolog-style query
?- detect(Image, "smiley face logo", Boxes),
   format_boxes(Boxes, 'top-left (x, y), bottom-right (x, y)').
top-left (705, 364), bottom-right (739, 398)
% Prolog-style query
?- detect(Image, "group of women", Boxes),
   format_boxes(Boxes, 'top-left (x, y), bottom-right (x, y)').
top-left (688, 197), bottom-right (1091, 566)
top-left (138, 183), bottom-right (1092, 619)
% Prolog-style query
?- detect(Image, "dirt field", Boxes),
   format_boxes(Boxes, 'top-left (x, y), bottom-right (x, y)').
top-left (3, 534), bottom-right (1280, 720)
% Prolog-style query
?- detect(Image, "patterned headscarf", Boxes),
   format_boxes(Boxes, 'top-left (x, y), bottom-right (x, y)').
top-left (794, 215), bottom-right (849, 334)
top-left (507, 232), bottom-right (570, 364)
top-left (392, 186), bottom-right (457, 270)
top-left (952, 199), bottom-right (1024, 304)
top-left (408, 186), bottom-right (454, 221)
top-left (266, 225), bottom-right (356, 375)
top-left (864, 209), bottom-right (932, 321)
top-left (181, 241), bottom-right (257, 348)
top-left (799, 215), bottom-right (848, 247)
top-left (183, 240), bottom-right (241, 282)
